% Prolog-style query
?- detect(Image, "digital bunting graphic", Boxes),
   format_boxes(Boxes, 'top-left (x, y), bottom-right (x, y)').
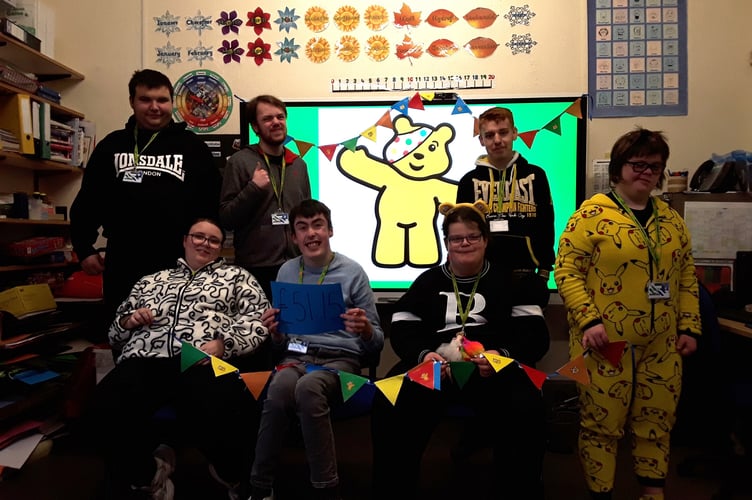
top-left (273, 93), bottom-right (582, 160)
top-left (179, 336), bottom-right (627, 410)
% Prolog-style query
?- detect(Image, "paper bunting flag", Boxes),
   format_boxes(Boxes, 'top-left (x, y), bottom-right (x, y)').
top-left (180, 342), bottom-right (208, 372)
top-left (341, 136), bottom-right (360, 151)
top-left (598, 341), bottom-right (627, 367)
top-left (407, 360), bottom-right (439, 390)
top-left (542, 115), bottom-right (562, 135)
top-left (483, 352), bottom-right (514, 373)
top-left (520, 364), bottom-right (548, 390)
top-left (305, 364), bottom-right (330, 373)
top-left (360, 125), bottom-right (378, 142)
top-left (375, 374), bottom-right (405, 405)
top-left (449, 361), bottom-right (475, 389)
top-left (376, 111), bottom-right (394, 128)
top-left (210, 356), bottom-right (238, 377)
top-left (392, 98), bottom-right (409, 114)
top-left (284, 134), bottom-right (294, 145)
top-left (473, 116), bottom-right (480, 137)
top-left (518, 130), bottom-right (538, 149)
top-left (339, 371), bottom-right (370, 402)
top-left (564, 98), bottom-right (583, 119)
top-left (408, 92), bottom-right (424, 110)
top-left (294, 139), bottom-right (315, 158)
top-left (452, 96), bottom-right (471, 115)
top-left (556, 355), bottom-right (590, 386)
top-left (240, 371), bottom-right (272, 399)
top-left (420, 91), bottom-right (435, 101)
top-left (319, 144), bottom-right (339, 161)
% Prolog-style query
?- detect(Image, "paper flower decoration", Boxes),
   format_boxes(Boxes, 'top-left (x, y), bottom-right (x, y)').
top-left (275, 37), bottom-right (300, 63)
top-left (274, 7), bottom-right (300, 33)
top-left (217, 39), bottom-right (244, 64)
top-left (247, 7), bottom-right (271, 35)
top-left (216, 11), bottom-right (243, 35)
top-left (248, 38), bottom-right (272, 65)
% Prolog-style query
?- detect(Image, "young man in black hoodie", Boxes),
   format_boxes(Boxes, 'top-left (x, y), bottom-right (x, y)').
top-left (71, 69), bottom-right (221, 323)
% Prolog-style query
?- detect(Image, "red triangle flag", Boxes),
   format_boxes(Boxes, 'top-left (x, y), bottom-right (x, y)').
top-left (599, 341), bottom-right (627, 367)
top-left (518, 130), bottom-right (538, 149)
top-left (408, 92), bottom-right (424, 110)
top-left (520, 364), bottom-right (548, 390)
top-left (319, 144), bottom-right (338, 161)
top-left (406, 360), bottom-right (436, 390)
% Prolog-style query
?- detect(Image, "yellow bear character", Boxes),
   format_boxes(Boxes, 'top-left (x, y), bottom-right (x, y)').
top-left (337, 115), bottom-right (458, 267)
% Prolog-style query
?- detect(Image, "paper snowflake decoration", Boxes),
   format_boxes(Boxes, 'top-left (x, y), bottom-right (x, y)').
top-left (216, 11), bottom-right (243, 35)
top-left (504, 5), bottom-right (536, 27)
top-left (275, 7), bottom-right (300, 33)
top-left (187, 40), bottom-right (213, 66)
top-left (218, 39), bottom-right (245, 64)
top-left (186, 11), bottom-right (213, 36)
top-left (275, 37), bottom-right (300, 63)
top-left (505, 33), bottom-right (537, 55)
top-left (155, 41), bottom-right (182, 68)
top-left (154, 11), bottom-right (181, 37)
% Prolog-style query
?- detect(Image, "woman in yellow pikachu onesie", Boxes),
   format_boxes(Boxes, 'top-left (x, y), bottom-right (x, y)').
top-left (555, 128), bottom-right (701, 500)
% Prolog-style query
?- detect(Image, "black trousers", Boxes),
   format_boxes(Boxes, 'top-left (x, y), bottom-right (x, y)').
top-left (371, 361), bottom-right (546, 499)
top-left (84, 357), bottom-right (259, 496)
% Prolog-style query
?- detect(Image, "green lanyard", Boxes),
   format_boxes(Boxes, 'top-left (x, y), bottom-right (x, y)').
top-left (262, 151), bottom-right (286, 209)
top-left (450, 268), bottom-right (481, 334)
top-left (133, 128), bottom-right (160, 167)
top-left (488, 164), bottom-right (518, 214)
top-left (298, 252), bottom-right (335, 284)
top-left (612, 191), bottom-right (661, 269)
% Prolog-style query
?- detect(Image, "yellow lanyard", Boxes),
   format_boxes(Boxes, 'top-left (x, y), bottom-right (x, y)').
top-left (133, 128), bottom-right (160, 167)
top-left (262, 151), bottom-right (286, 209)
top-left (488, 164), bottom-right (518, 214)
top-left (612, 191), bottom-right (661, 269)
top-left (450, 268), bottom-right (481, 333)
top-left (298, 253), bottom-right (335, 284)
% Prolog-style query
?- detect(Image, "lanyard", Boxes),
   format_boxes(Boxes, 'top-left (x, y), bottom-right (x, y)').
top-left (262, 151), bottom-right (287, 209)
top-left (450, 268), bottom-right (481, 333)
top-left (133, 128), bottom-right (160, 167)
top-left (612, 191), bottom-right (661, 269)
top-left (298, 252), bottom-right (335, 284)
top-left (488, 164), bottom-right (518, 214)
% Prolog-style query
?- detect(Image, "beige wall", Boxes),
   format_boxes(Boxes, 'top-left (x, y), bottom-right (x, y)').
top-left (45, 0), bottom-right (752, 208)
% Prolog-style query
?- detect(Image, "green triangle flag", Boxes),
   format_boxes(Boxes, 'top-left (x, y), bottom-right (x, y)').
top-left (543, 115), bottom-right (562, 135)
top-left (180, 342), bottom-right (207, 372)
top-left (449, 361), bottom-right (476, 389)
top-left (341, 136), bottom-right (359, 151)
top-left (339, 371), bottom-right (369, 402)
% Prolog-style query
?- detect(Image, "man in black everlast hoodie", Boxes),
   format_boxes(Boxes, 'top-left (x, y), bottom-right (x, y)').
top-left (71, 69), bottom-right (221, 324)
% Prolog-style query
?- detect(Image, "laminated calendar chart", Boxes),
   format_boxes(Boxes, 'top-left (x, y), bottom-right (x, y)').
top-left (588, 0), bottom-right (687, 117)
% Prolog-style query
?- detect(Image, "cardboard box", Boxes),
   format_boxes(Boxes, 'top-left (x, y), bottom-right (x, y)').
top-left (0, 283), bottom-right (57, 319)
top-left (0, 17), bottom-right (41, 51)
top-left (5, 0), bottom-right (53, 57)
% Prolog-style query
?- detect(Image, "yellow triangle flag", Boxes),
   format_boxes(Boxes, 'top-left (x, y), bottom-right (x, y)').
top-left (210, 356), bottom-right (238, 377)
top-left (240, 371), bottom-right (273, 399)
top-left (360, 125), bottom-right (378, 142)
top-left (483, 352), bottom-right (514, 373)
top-left (374, 374), bottom-right (405, 406)
top-left (420, 91), bottom-right (435, 101)
top-left (556, 354), bottom-right (590, 385)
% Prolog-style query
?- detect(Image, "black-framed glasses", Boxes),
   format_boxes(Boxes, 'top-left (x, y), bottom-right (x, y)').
top-left (188, 233), bottom-right (222, 248)
top-left (447, 233), bottom-right (483, 246)
top-left (625, 160), bottom-right (665, 174)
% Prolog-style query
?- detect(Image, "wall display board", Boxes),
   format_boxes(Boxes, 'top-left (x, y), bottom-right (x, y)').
top-left (241, 95), bottom-right (587, 292)
top-left (588, 0), bottom-right (687, 117)
top-left (683, 201), bottom-right (752, 260)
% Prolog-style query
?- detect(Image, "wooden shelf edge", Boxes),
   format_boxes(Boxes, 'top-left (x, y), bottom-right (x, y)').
top-left (0, 218), bottom-right (69, 226)
top-left (0, 33), bottom-right (85, 81)
top-left (0, 152), bottom-right (83, 173)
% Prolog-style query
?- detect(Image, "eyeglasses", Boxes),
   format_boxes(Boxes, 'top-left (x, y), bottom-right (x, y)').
top-left (625, 160), bottom-right (665, 174)
top-left (188, 233), bottom-right (222, 248)
top-left (447, 233), bottom-right (483, 246)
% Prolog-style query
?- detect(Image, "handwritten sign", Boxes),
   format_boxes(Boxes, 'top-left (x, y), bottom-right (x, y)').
top-left (271, 281), bottom-right (346, 335)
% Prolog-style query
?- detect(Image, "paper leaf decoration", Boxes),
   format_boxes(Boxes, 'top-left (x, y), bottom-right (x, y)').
top-left (464, 7), bottom-right (498, 29)
top-left (464, 37), bottom-right (499, 58)
top-left (393, 3), bottom-right (421, 28)
top-left (426, 9), bottom-right (458, 28)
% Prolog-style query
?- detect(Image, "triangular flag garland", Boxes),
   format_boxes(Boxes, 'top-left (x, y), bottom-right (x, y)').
top-left (184, 334), bottom-right (627, 413)
top-left (280, 94), bottom-right (582, 161)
